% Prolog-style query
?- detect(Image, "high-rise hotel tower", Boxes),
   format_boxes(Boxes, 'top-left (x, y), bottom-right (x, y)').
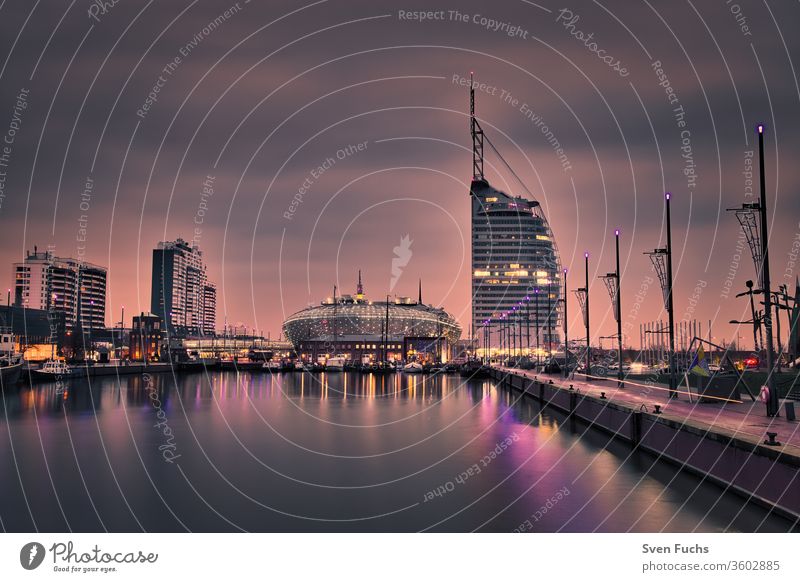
top-left (469, 77), bottom-right (562, 347)
top-left (13, 248), bottom-right (107, 331)
top-left (151, 238), bottom-right (216, 337)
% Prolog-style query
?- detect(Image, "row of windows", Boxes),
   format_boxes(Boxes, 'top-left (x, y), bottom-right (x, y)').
top-left (298, 343), bottom-right (403, 350)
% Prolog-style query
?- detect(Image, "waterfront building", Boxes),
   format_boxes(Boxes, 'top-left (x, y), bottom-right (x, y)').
top-left (468, 79), bottom-right (562, 347)
top-left (282, 274), bottom-right (461, 363)
top-left (129, 312), bottom-right (163, 361)
top-left (150, 238), bottom-right (216, 337)
top-left (12, 248), bottom-right (107, 332)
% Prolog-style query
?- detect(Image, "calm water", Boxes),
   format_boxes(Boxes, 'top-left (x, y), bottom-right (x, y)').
top-left (0, 371), bottom-right (794, 532)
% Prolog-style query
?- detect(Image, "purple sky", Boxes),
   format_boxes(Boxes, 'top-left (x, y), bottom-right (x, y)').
top-left (1, 0), bottom-right (799, 349)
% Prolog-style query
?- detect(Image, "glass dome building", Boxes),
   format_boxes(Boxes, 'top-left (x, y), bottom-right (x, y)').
top-left (282, 274), bottom-right (461, 363)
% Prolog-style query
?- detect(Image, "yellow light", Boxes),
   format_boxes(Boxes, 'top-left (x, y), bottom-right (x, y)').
top-left (536, 235), bottom-right (550, 241)
top-left (473, 270), bottom-right (491, 277)
top-left (486, 197), bottom-right (498, 202)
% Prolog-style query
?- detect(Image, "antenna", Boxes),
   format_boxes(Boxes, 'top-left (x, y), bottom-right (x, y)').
top-left (357, 269), bottom-right (363, 297)
top-left (470, 72), bottom-right (484, 181)
top-left (418, 278), bottom-right (422, 305)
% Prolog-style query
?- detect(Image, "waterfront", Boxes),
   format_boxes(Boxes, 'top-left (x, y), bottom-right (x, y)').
top-left (0, 371), bottom-right (793, 532)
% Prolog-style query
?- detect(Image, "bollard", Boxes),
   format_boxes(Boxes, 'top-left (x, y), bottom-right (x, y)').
top-left (785, 402), bottom-right (796, 422)
top-left (569, 384), bottom-right (574, 391)
top-left (764, 432), bottom-right (781, 446)
top-left (600, 392), bottom-right (606, 400)
top-left (653, 404), bottom-right (662, 415)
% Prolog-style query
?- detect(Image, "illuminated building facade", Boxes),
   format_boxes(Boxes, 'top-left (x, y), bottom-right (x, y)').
top-left (282, 274), bottom-right (461, 362)
top-left (469, 77), bottom-right (562, 346)
top-left (12, 248), bottom-right (107, 332)
top-left (151, 238), bottom-right (216, 337)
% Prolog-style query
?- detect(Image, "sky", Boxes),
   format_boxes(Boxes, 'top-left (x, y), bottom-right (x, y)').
top-left (0, 0), bottom-right (798, 350)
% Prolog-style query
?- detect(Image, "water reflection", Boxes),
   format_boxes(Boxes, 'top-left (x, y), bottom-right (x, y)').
top-left (0, 371), bottom-right (795, 533)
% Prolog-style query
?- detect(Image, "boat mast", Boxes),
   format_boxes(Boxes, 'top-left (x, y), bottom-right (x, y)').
top-left (333, 284), bottom-right (337, 352)
top-left (384, 295), bottom-right (390, 364)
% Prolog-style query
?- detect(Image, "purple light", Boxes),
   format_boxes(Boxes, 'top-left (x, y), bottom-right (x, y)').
top-left (615, 228), bottom-right (620, 236)
top-left (757, 123), bottom-right (764, 134)
top-left (563, 268), bottom-right (568, 274)
top-left (584, 251), bottom-right (589, 258)
top-left (665, 192), bottom-right (671, 200)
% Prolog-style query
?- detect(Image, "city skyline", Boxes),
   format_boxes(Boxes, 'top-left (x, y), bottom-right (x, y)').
top-left (2, 0), bottom-right (800, 549)
top-left (0, 1), bottom-right (798, 350)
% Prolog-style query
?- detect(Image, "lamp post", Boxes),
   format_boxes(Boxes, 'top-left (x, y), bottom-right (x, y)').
top-left (665, 194), bottom-right (677, 398)
top-left (585, 251), bottom-right (590, 375)
top-left (615, 229), bottom-right (623, 386)
top-left (534, 288), bottom-right (540, 367)
top-left (757, 124), bottom-right (778, 416)
top-left (562, 268), bottom-right (568, 378)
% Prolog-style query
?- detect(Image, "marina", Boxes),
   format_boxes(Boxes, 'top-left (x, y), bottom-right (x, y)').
top-left (0, 370), bottom-right (793, 533)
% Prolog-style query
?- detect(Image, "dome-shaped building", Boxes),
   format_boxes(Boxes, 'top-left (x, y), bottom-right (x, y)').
top-left (282, 273), bottom-right (461, 363)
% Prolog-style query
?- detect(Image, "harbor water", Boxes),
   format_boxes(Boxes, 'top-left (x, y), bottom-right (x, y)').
top-left (0, 371), bottom-right (794, 532)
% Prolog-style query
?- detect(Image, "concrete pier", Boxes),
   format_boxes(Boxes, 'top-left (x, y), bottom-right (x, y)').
top-left (490, 366), bottom-right (800, 522)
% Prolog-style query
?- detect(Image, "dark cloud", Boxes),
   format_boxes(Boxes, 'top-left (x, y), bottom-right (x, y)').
top-left (0, 0), bottom-right (798, 346)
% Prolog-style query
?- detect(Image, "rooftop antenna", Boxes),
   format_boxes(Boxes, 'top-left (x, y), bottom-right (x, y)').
top-left (418, 278), bottom-right (422, 305)
top-left (470, 71), bottom-right (484, 181)
top-left (356, 269), bottom-right (363, 298)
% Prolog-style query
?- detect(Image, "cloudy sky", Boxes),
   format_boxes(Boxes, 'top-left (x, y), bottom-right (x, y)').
top-left (0, 0), bottom-right (798, 349)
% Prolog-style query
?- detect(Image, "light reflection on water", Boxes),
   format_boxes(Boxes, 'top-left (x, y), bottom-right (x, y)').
top-left (0, 371), bottom-right (794, 532)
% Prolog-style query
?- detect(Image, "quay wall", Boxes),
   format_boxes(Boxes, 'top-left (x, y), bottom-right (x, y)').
top-left (491, 368), bottom-right (800, 522)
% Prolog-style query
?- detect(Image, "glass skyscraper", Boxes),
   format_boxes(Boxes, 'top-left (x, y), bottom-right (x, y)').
top-left (468, 77), bottom-right (562, 349)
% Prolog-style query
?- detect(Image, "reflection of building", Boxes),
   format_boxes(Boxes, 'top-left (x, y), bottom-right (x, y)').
top-left (469, 82), bottom-right (561, 344)
top-left (282, 274), bottom-right (461, 362)
top-left (151, 238), bottom-right (216, 337)
top-left (129, 312), bottom-right (163, 361)
top-left (12, 248), bottom-right (106, 331)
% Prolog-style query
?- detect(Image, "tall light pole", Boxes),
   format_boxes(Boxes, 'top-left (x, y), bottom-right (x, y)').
top-left (665, 193), bottom-right (677, 398)
top-left (615, 229), bottom-right (623, 387)
top-left (562, 268), bottom-right (568, 378)
top-left (534, 288), bottom-right (540, 367)
top-left (585, 251), bottom-right (590, 375)
top-left (757, 123), bottom-right (778, 416)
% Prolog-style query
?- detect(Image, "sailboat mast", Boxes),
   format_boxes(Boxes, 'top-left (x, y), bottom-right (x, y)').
top-left (384, 295), bottom-right (390, 364)
top-left (333, 284), bottom-right (337, 349)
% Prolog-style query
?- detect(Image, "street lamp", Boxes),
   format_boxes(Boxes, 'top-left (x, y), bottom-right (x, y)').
top-left (562, 268), bottom-right (568, 378)
top-left (584, 251), bottom-right (590, 375)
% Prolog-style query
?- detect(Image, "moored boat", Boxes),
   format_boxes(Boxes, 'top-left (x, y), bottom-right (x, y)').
top-left (325, 356), bottom-right (346, 372)
top-left (402, 361), bottom-right (423, 374)
top-left (31, 359), bottom-right (81, 379)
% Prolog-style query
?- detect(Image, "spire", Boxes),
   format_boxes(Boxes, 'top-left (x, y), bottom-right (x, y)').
top-left (470, 71), bottom-right (484, 181)
top-left (418, 278), bottom-right (422, 305)
top-left (356, 270), bottom-right (363, 299)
